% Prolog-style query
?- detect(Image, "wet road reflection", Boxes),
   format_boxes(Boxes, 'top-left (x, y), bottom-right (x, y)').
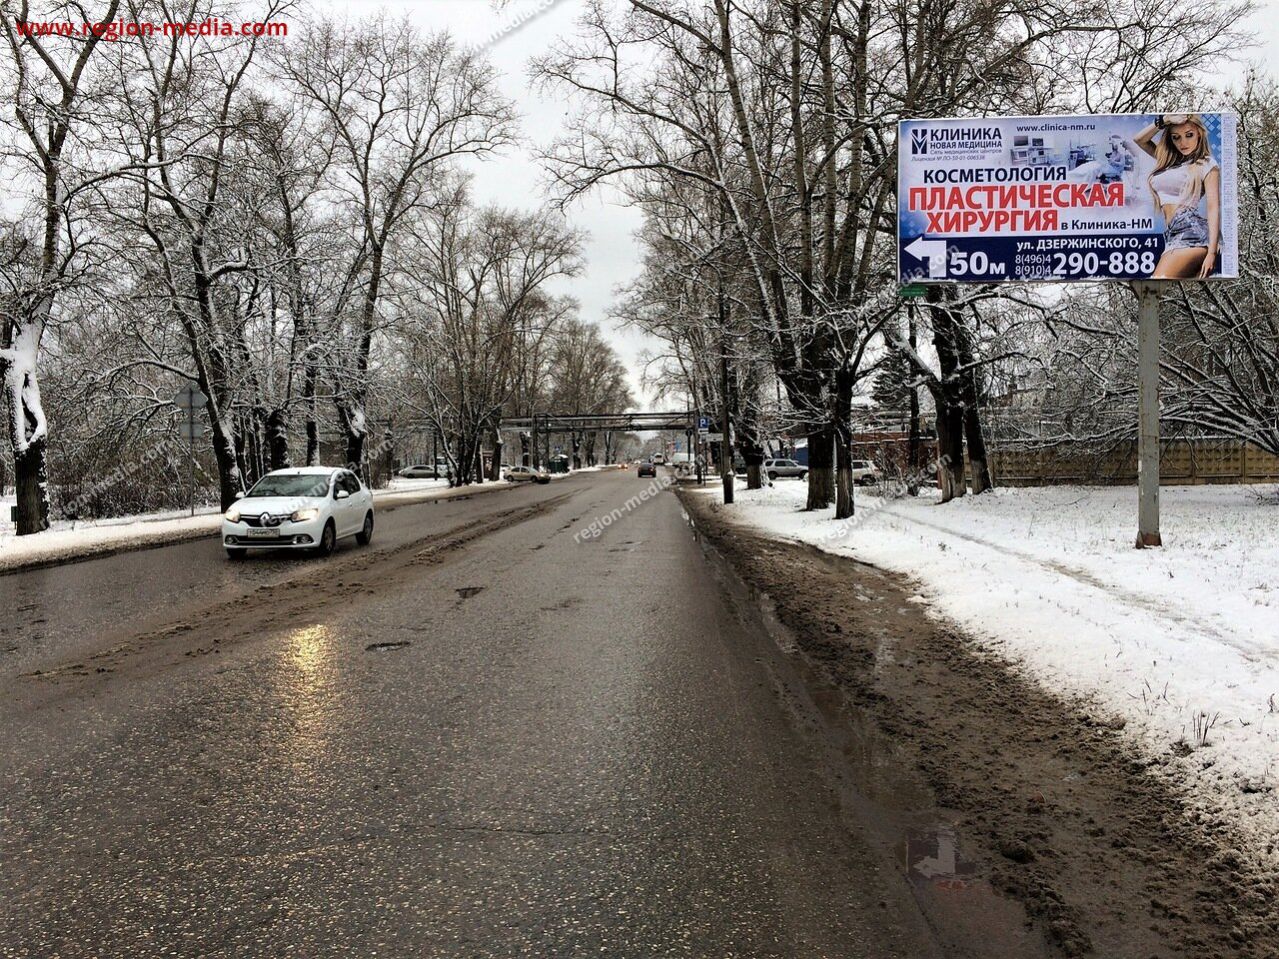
top-left (278, 624), bottom-right (339, 774)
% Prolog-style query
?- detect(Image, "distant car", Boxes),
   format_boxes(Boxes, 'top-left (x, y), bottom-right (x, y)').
top-left (505, 465), bottom-right (550, 485)
top-left (223, 466), bottom-right (373, 560)
top-left (764, 458), bottom-right (807, 480)
top-left (652, 454), bottom-right (666, 465)
top-left (398, 461), bottom-right (451, 479)
top-left (638, 461), bottom-right (656, 478)
top-left (852, 459), bottom-right (882, 486)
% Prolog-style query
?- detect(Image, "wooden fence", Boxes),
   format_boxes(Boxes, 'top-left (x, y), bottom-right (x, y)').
top-left (987, 438), bottom-right (1279, 487)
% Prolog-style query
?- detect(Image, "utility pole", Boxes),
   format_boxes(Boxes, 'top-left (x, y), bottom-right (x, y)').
top-left (720, 343), bottom-right (733, 504)
top-left (1135, 281), bottom-right (1162, 547)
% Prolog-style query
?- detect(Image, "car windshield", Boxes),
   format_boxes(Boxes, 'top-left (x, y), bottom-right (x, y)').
top-left (245, 474), bottom-right (331, 498)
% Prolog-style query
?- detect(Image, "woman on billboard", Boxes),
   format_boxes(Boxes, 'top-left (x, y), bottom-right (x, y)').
top-left (1133, 114), bottom-right (1222, 279)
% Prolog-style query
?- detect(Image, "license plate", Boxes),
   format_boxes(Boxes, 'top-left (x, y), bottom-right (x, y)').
top-left (245, 528), bottom-right (280, 539)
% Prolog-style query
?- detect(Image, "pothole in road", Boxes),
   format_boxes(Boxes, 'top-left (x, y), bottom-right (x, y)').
top-left (365, 641), bottom-right (411, 652)
top-left (455, 586), bottom-right (485, 599)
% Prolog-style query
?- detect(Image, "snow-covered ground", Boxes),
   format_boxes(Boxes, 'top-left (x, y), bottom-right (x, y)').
top-left (0, 478), bottom-right (506, 572)
top-left (699, 480), bottom-right (1279, 862)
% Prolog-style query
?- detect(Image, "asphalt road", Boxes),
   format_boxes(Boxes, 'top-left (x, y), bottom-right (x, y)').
top-left (2, 469), bottom-right (968, 958)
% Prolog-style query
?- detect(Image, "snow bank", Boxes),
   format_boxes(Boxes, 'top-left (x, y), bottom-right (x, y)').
top-left (0, 504), bottom-right (222, 573)
top-left (702, 480), bottom-right (1279, 861)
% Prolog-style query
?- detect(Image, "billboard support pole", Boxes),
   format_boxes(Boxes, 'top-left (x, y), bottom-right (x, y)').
top-left (188, 419), bottom-right (196, 517)
top-left (1134, 281), bottom-right (1162, 548)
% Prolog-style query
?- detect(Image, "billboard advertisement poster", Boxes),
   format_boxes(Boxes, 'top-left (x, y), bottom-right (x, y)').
top-left (898, 113), bottom-right (1238, 284)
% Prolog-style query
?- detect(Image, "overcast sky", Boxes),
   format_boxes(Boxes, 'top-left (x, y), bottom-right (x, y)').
top-left (319, 0), bottom-right (1279, 412)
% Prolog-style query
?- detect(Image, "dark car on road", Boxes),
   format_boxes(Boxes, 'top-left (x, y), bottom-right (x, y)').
top-left (638, 461), bottom-right (657, 478)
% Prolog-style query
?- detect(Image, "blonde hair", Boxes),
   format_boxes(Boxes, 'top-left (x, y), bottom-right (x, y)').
top-left (1148, 114), bottom-right (1213, 211)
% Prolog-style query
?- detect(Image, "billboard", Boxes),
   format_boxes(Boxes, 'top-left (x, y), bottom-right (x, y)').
top-left (898, 113), bottom-right (1237, 283)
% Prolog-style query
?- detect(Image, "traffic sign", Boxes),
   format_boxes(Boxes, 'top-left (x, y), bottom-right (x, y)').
top-left (697, 415), bottom-right (710, 431)
top-left (179, 421), bottom-right (207, 441)
top-left (702, 432), bottom-right (724, 442)
top-left (172, 381), bottom-right (207, 411)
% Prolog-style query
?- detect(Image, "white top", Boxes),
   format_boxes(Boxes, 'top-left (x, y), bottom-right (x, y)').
top-left (1150, 156), bottom-right (1217, 207)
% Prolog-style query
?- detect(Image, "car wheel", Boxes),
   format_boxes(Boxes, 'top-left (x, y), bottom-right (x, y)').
top-left (226, 548), bottom-right (246, 561)
top-left (315, 520), bottom-right (337, 557)
top-left (767, 471), bottom-right (778, 480)
top-left (798, 471), bottom-right (807, 480)
top-left (356, 511), bottom-right (374, 546)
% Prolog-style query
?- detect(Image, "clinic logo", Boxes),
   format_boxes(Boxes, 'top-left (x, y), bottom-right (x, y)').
top-left (911, 129), bottom-right (928, 155)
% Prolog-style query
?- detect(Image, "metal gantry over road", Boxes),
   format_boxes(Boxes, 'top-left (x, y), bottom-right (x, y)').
top-left (500, 411), bottom-right (709, 471)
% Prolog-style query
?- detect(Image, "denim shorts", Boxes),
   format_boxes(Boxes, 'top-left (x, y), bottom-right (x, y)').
top-left (1164, 207), bottom-right (1210, 251)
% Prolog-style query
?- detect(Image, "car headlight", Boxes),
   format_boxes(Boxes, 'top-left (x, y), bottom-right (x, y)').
top-left (224, 509), bottom-right (240, 522)
top-left (290, 507), bottom-right (319, 523)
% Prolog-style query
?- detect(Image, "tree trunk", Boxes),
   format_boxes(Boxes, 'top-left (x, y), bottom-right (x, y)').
top-left (345, 428), bottom-right (365, 478)
top-left (12, 439), bottom-right (50, 535)
top-left (931, 386), bottom-right (965, 503)
top-left (489, 430), bottom-right (503, 481)
top-left (3, 318), bottom-right (52, 534)
top-left (211, 420), bottom-right (243, 511)
top-left (805, 424), bottom-right (834, 510)
top-left (737, 393), bottom-right (765, 490)
top-left (303, 363), bottom-right (319, 466)
top-left (267, 408), bottom-right (290, 471)
top-left (929, 289), bottom-right (968, 501)
top-left (955, 324), bottom-right (994, 495)
top-left (833, 367), bottom-right (854, 520)
top-left (964, 401), bottom-right (994, 494)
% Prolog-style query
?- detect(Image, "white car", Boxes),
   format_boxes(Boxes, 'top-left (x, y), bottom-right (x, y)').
top-left (504, 464), bottom-right (550, 484)
top-left (763, 458), bottom-right (807, 480)
top-left (398, 461), bottom-right (451, 479)
top-left (851, 459), bottom-right (882, 486)
top-left (222, 466), bottom-right (374, 560)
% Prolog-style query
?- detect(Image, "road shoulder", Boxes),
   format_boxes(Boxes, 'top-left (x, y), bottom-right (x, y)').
top-left (680, 489), bottom-right (1279, 959)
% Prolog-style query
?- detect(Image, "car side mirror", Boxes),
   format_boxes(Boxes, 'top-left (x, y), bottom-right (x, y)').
top-left (335, 489), bottom-right (351, 500)
top-left (233, 490), bottom-right (244, 500)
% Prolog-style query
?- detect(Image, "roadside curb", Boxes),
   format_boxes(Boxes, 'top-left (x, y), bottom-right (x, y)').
top-left (0, 480), bottom-right (522, 578)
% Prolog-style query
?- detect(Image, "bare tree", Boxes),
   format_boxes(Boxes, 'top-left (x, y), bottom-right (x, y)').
top-left (390, 200), bottom-right (582, 485)
top-left (0, 0), bottom-right (121, 532)
top-left (279, 15), bottom-right (516, 476)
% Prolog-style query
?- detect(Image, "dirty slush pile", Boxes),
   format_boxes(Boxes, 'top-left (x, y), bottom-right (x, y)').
top-left (682, 492), bottom-right (1279, 959)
